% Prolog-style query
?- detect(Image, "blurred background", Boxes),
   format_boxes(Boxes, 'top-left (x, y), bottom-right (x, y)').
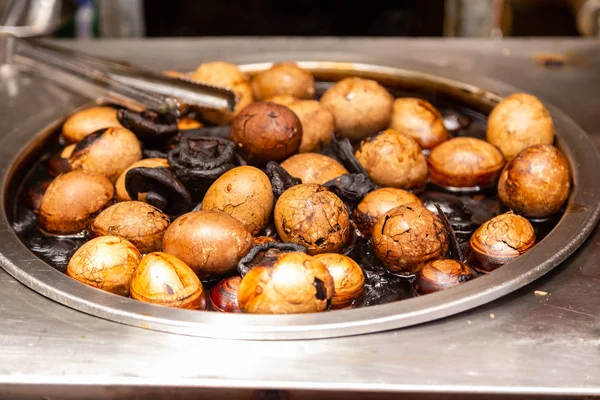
top-left (0, 0), bottom-right (599, 39)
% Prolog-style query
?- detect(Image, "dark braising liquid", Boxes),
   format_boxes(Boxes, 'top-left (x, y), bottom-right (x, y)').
top-left (10, 80), bottom-right (563, 309)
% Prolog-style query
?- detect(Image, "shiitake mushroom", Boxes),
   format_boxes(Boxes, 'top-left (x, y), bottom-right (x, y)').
top-left (115, 158), bottom-right (170, 202)
top-left (427, 137), bottom-right (505, 189)
top-left (498, 144), bottom-right (570, 218)
top-left (230, 101), bottom-right (302, 164)
top-left (162, 210), bottom-right (253, 278)
top-left (90, 201), bottom-right (170, 254)
top-left (130, 252), bottom-right (207, 310)
top-left (413, 259), bottom-right (476, 295)
top-left (251, 62), bottom-right (315, 100)
top-left (39, 170), bottom-right (114, 235)
top-left (281, 153), bottom-right (349, 185)
top-left (48, 144), bottom-right (75, 176)
top-left (191, 61), bottom-right (254, 125)
top-left (66, 236), bottom-right (141, 296)
top-left (354, 188), bottom-right (422, 237)
top-left (465, 212), bottom-right (535, 273)
top-left (314, 253), bottom-right (365, 309)
top-left (487, 93), bottom-right (555, 161)
top-left (355, 129), bottom-right (428, 189)
top-left (201, 166), bottom-right (274, 235)
top-left (274, 184), bottom-right (351, 255)
top-left (62, 106), bottom-right (122, 143)
top-left (390, 98), bottom-right (449, 150)
top-left (238, 252), bottom-right (334, 314)
top-left (209, 276), bottom-right (242, 313)
top-left (68, 127), bottom-right (142, 183)
top-left (320, 77), bottom-right (393, 141)
top-left (372, 203), bottom-right (449, 275)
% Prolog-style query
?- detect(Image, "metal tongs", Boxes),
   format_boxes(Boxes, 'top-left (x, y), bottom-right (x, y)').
top-left (1, 33), bottom-right (237, 116)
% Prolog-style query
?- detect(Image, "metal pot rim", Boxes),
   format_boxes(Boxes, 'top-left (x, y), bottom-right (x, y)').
top-left (1, 59), bottom-right (598, 340)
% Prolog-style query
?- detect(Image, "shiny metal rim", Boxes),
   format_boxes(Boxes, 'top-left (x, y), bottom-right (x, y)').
top-left (1, 58), bottom-right (598, 340)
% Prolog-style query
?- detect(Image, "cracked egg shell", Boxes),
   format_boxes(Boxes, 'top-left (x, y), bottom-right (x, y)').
top-left (372, 203), bottom-right (449, 275)
top-left (90, 201), bottom-right (170, 254)
top-left (487, 93), bottom-right (555, 161)
top-left (281, 153), bottom-right (348, 185)
top-left (320, 77), bottom-right (393, 141)
top-left (68, 127), bottom-right (142, 183)
top-left (251, 62), bottom-right (315, 101)
top-left (130, 252), bottom-right (206, 310)
top-left (390, 98), bottom-right (449, 150)
top-left (230, 101), bottom-right (302, 164)
top-left (287, 100), bottom-right (335, 153)
top-left (427, 137), bottom-right (505, 189)
top-left (314, 253), bottom-right (365, 310)
top-left (201, 166), bottom-right (274, 235)
top-left (115, 158), bottom-right (170, 202)
top-left (274, 184), bottom-right (351, 255)
top-left (191, 62), bottom-right (254, 125)
top-left (498, 144), bottom-right (570, 218)
top-left (62, 106), bottom-right (123, 143)
top-left (413, 259), bottom-right (476, 295)
top-left (355, 129), bottom-right (428, 189)
top-left (39, 170), bottom-right (114, 235)
top-left (162, 210), bottom-right (253, 278)
top-left (465, 212), bottom-right (535, 273)
top-left (238, 252), bottom-right (334, 314)
top-left (67, 236), bottom-right (141, 296)
top-left (354, 188), bottom-right (422, 237)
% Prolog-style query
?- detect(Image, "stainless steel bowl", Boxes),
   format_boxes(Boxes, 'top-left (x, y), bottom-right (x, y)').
top-left (1, 60), bottom-right (599, 340)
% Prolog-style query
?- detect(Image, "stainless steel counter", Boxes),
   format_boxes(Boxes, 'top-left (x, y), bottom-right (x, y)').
top-left (0, 38), bottom-right (599, 399)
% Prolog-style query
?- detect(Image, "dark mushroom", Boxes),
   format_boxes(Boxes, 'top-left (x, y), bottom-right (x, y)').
top-left (265, 161), bottom-right (302, 198)
top-left (323, 173), bottom-right (377, 211)
top-left (117, 109), bottom-right (178, 142)
top-left (125, 166), bottom-right (192, 217)
top-left (168, 131), bottom-right (237, 201)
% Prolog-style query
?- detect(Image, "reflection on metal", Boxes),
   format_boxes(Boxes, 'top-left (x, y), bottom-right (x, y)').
top-left (1, 60), bottom-right (599, 341)
top-left (0, 0), bottom-right (61, 37)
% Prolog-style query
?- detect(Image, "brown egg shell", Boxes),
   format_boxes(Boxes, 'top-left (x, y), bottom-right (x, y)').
top-left (48, 144), bottom-right (75, 176)
top-left (314, 253), bottom-right (365, 310)
top-left (191, 62), bottom-right (254, 125)
top-left (427, 137), bottom-right (505, 189)
top-left (274, 184), bottom-right (351, 255)
top-left (66, 236), bottom-right (142, 296)
top-left (237, 252), bottom-right (334, 314)
top-left (62, 106), bottom-right (123, 143)
top-left (68, 127), bottom-right (142, 183)
top-left (465, 212), bottom-right (536, 273)
top-left (497, 144), bottom-right (571, 218)
top-left (413, 259), bottom-right (476, 296)
top-left (90, 201), bottom-right (170, 254)
top-left (390, 98), bottom-right (449, 149)
top-left (320, 77), bottom-right (393, 141)
top-left (281, 153), bottom-right (348, 185)
top-left (25, 179), bottom-right (51, 214)
top-left (39, 170), bottom-right (114, 234)
top-left (115, 158), bottom-right (170, 202)
top-left (177, 118), bottom-right (204, 131)
top-left (130, 252), bottom-right (206, 309)
top-left (209, 276), bottom-right (242, 313)
top-left (162, 211), bottom-right (253, 279)
top-left (230, 101), bottom-right (303, 164)
top-left (355, 129), bottom-right (428, 189)
top-left (353, 188), bottom-right (422, 237)
top-left (201, 166), bottom-right (274, 235)
top-left (487, 93), bottom-right (555, 161)
top-left (251, 62), bottom-right (315, 101)
top-left (287, 100), bottom-right (335, 153)
top-left (372, 203), bottom-right (449, 275)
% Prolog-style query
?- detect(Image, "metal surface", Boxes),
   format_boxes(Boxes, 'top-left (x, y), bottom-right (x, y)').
top-left (0, 0), bottom-right (61, 37)
top-left (2, 57), bottom-right (599, 341)
top-left (0, 38), bottom-right (599, 397)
